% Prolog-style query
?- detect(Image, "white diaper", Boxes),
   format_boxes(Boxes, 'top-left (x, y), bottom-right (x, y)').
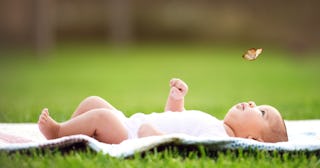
top-left (123, 113), bottom-right (147, 139)
top-left (113, 111), bottom-right (146, 139)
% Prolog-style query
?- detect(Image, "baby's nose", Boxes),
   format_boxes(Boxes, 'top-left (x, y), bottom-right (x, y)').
top-left (248, 101), bottom-right (256, 108)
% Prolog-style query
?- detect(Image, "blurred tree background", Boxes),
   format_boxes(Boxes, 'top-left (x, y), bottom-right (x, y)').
top-left (1, 0), bottom-right (319, 55)
top-left (0, 0), bottom-right (320, 122)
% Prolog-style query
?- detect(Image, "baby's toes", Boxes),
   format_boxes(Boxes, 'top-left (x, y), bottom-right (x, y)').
top-left (39, 109), bottom-right (49, 121)
top-left (38, 115), bottom-right (45, 124)
top-left (42, 108), bottom-right (48, 113)
top-left (40, 114), bottom-right (47, 122)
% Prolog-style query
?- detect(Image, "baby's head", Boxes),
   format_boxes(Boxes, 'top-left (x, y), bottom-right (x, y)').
top-left (223, 101), bottom-right (288, 143)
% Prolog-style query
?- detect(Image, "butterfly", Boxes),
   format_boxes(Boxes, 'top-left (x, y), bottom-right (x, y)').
top-left (242, 48), bottom-right (263, 61)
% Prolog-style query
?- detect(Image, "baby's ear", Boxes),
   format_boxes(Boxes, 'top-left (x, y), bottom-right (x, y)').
top-left (247, 136), bottom-right (264, 142)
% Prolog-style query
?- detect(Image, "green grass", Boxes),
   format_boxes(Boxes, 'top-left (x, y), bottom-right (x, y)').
top-left (1, 44), bottom-right (320, 167)
top-left (1, 149), bottom-right (319, 168)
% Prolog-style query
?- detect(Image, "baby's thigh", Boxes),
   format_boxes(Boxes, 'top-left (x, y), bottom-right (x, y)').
top-left (93, 109), bottom-right (129, 143)
top-left (110, 110), bottom-right (132, 137)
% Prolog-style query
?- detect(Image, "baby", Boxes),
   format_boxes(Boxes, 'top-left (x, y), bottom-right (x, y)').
top-left (38, 78), bottom-right (288, 144)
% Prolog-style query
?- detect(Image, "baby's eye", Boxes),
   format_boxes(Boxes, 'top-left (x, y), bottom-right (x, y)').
top-left (260, 110), bottom-right (265, 116)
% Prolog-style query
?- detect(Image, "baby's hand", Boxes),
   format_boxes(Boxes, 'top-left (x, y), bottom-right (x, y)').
top-left (169, 78), bottom-right (188, 100)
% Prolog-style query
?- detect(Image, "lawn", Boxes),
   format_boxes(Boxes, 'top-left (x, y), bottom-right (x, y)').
top-left (0, 43), bottom-right (320, 167)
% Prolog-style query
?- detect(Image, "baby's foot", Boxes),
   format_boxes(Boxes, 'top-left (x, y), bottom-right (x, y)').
top-left (169, 78), bottom-right (188, 100)
top-left (38, 108), bottom-right (60, 139)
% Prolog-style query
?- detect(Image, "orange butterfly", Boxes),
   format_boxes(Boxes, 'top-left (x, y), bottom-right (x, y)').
top-left (242, 48), bottom-right (263, 61)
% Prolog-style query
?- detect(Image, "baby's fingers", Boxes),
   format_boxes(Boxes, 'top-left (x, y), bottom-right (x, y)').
top-left (177, 82), bottom-right (186, 91)
top-left (170, 86), bottom-right (189, 100)
top-left (170, 87), bottom-right (184, 100)
top-left (170, 78), bottom-right (179, 87)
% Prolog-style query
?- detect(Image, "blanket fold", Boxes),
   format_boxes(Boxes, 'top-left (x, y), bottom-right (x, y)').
top-left (1, 120), bottom-right (320, 158)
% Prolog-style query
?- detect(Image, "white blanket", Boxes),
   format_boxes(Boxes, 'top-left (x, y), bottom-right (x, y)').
top-left (0, 120), bottom-right (320, 157)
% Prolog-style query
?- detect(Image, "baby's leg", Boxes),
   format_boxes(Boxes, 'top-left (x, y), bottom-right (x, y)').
top-left (38, 108), bottom-right (128, 144)
top-left (71, 96), bottom-right (117, 118)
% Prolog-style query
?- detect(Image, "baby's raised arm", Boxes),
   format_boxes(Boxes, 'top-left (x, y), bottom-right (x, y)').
top-left (164, 78), bottom-right (188, 112)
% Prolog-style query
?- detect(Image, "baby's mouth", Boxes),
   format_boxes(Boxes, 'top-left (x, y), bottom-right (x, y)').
top-left (236, 103), bottom-right (247, 111)
top-left (241, 103), bottom-right (246, 110)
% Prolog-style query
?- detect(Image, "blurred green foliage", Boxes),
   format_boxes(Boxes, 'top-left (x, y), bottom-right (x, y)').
top-left (0, 44), bottom-right (319, 122)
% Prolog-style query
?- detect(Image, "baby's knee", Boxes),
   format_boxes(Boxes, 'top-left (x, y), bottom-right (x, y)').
top-left (94, 108), bottom-right (109, 116)
top-left (93, 109), bottom-right (117, 121)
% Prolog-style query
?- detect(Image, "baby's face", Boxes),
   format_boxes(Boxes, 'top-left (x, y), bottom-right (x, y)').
top-left (223, 101), bottom-right (283, 141)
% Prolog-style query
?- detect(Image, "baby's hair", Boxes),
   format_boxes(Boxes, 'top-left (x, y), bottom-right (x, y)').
top-left (264, 119), bottom-right (288, 143)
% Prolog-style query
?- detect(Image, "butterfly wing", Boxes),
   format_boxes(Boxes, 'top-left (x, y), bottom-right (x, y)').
top-left (242, 48), bottom-right (263, 61)
top-left (254, 48), bottom-right (263, 59)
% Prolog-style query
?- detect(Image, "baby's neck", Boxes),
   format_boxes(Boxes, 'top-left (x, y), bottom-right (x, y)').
top-left (223, 123), bottom-right (235, 137)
